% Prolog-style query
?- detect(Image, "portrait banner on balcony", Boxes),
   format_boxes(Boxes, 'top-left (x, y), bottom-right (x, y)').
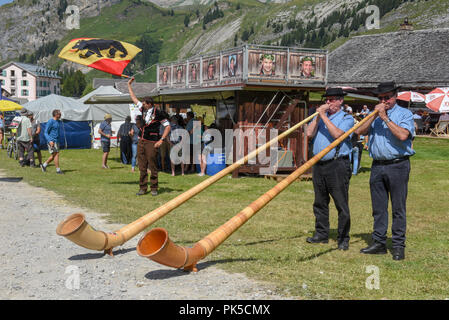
top-left (202, 56), bottom-right (221, 87)
top-left (172, 63), bottom-right (187, 88)
top-left (247, 49), bottom-right (288, 80)
top-left (188, 60), bottom-right (201, 87)
top-left (288, 52), bottom-right (327, 82)
top-left (221, 51), bottom-right (244, 85)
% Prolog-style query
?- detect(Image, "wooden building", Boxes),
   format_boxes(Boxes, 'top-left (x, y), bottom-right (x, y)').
top-left (87, 44), bottom-right (330, 177)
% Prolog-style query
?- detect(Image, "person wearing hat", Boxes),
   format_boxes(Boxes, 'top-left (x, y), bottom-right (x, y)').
top-left (98, 113), bottom-right (114, 169)
top-left (128, 77), bottom-right (170, 196)
top-left (355, 81), bottom-right (415, 260)
top-left (42, 109), bottom-right (63, 174)
top-left (305, 87), bottom-right (355, 250)
top-left (16, 108), bottom-right (35, 167)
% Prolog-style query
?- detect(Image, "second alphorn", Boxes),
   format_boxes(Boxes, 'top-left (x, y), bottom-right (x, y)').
top-left (136, 110), bottom-right (379, 271)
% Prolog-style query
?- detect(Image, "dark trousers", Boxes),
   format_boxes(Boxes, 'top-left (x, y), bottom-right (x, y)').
top-left (370, 160), bottom-right (410, 248)
top-left (137, 140), bottom-right (159, 192)
top-left (312, 158), bottom-right (352, 241)
top-left (17, 140), bottom-right (34, 165)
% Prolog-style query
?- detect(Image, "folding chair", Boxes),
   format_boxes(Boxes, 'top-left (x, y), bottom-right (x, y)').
top-left (430, 121), bottom-right (449, 137)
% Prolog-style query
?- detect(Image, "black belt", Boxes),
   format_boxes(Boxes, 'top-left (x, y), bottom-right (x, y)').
top-left (317, 155), bottom-right (349, 165)
top-left (373, 156), bottom-right (409, 165)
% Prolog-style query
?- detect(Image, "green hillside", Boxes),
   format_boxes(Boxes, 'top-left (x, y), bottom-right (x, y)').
top-left (6, 0), bottom-right (448, 84)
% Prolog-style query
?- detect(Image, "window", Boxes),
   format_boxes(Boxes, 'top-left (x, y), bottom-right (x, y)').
top-left (21, 80), bottom-right (28, 86)
top-left (0, 80), bottom-right (4, 85)
top-left (54, 86), bottom-right (57, 94)
top-left (1, 70), bottom-right (5, 77)
top-left (22, 71), bottom-right (27, 77)
top-left (21, 89), bottom-right (28, 96)
top-left (11, 89), bottom-right (16, 96)
top-left (11, 79), bottom-right (15, 86)
top-left (10, 70), bottom-right (15, 77)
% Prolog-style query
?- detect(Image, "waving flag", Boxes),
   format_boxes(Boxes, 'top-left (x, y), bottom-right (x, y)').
top-left (58, 38), bottom-right (142, 76)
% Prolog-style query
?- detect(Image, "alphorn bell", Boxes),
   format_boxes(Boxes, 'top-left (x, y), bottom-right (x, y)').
top-left (56, 102), bottom-right (318, 255)
top-left (136, 110), bottom-right (379, 271)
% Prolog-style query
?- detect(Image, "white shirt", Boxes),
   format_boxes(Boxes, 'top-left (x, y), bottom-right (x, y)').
top-left (136, 101), bottom-right (169, 127)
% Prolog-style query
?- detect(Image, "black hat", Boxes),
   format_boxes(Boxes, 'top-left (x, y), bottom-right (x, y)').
top-left (373, 81), bottom-right (401, 95)
top-left (322, 87), bottom-right (347, 98)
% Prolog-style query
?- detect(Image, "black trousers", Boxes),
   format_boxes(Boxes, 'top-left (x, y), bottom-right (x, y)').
top-left (17, 140), bottom-right (34, 165)
top-left (370, 159), bottom-right (410, 248)
top-left (312, 158), bottom-right (352, 241)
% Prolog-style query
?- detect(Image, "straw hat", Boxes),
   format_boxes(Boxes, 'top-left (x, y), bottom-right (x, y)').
top-left (104, 113), bottom-right (112, 120)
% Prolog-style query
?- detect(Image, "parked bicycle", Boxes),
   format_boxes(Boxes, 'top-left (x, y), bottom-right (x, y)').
top-left (6, 134), bottom-right (18, 160)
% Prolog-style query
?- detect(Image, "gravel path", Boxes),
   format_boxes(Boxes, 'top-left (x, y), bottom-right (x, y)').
top-left (0, 170), bottom-right (288, 300)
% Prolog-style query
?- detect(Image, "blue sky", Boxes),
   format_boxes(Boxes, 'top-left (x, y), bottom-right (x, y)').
top-left (0, 0), bottom-right (14, 6)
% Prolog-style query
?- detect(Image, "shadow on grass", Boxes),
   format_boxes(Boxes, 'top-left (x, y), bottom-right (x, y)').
top-left (144, 258), bottom-right (256, 280)
top-left (68, 247), bottom-right (136, 261)
top-left (352, 232), bottom-right (373, 246)
top-left (0, 177), bottom-right (23, 182)
top-left (60, 169), bottom-right (77, 174)
top-left (358, 167), bottom-right (371, 173)
top-left (157, 187), bottom-right (183, 194)
top-left (297, 247), bottom-right (339, 262)
top-left (232, 234), bottom-right (305, 246)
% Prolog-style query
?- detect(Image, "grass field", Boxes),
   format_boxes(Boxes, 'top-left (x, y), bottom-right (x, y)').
top-left (1, 136), bottom-right (448, 299)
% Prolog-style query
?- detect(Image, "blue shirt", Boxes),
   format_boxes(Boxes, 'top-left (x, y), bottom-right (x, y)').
top-left (131, 124), bottom-right (140, 144)
top-left (368, 104), bottom-right (415, 160)
top-left (99, 120), bottom-right (112, 143)
top-left (312, 110), bottom-right (354, 161)
top-left (44, 118), bottom-right (61, 143)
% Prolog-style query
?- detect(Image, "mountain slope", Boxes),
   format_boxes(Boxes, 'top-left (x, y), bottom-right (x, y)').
top-left (2, 0), bottom-right (449, 83)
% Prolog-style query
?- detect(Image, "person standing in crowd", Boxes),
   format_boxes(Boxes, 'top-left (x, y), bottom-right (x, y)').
top-left (305, 87), bottom-right (354, 251)
top-left (29, 112), bottom-right (43, 168)
top-left (195, 117), bottom-right (207, 176)
top-left (117, 116), bottom-right (133, 165)
top-left (185, 111), bottom-right (195, 173)
top-left (0, 112), bottom-right (4, 149)
top-left (16, 108), bottom-right (35, 167)
top-left (158, 110), bottom-right (171, 173)
top-left (128, 77), bottom-right (170, 196)
top-left (168, 115), bottom-right (185, 176)
top-left (129, 118), bottom-right (141, 173)
top-left (42, 109), bottom-right (63, 174)
top-left (98, 113), bottom-right (114, 169)
top-left (355, 81), bottom-right (415, 261)
top-left (350, 116), bottom-right (363, 176)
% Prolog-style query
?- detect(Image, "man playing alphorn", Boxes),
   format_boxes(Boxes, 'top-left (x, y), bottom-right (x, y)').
top-left (306, 87), bottom-right (354, 250)
top-left (355, 81), bottom-right (415, 260)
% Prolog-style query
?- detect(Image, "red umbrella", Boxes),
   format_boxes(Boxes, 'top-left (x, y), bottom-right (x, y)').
top-left (397, 91), bottom-right (425, 102)
top-left (425, 88), bottom-right (449, 112)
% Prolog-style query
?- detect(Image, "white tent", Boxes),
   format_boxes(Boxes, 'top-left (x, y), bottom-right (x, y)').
top-left (24, 94), bottom-right (90, 122)
top-left (79, 86), bottom-right (131, 121)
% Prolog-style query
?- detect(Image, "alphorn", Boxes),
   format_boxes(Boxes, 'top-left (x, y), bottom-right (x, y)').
top-left (136, 110), bottom-right (379, 271)
top-left (56, 104), bottom-right (318, 255)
